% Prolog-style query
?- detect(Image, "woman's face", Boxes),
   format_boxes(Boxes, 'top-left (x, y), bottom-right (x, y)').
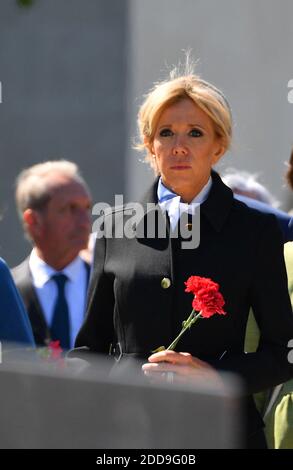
top-left (150, 98), bottom-right (225, 200)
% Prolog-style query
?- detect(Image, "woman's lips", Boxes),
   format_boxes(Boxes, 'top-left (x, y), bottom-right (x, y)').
top-left (170, 165), bottom-right (192, 170)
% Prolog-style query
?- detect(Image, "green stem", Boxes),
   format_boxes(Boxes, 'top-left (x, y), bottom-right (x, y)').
top-left (166, 310), bottom-right (202, 351)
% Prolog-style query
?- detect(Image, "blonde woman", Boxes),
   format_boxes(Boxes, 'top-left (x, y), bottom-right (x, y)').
top-left (76, 67), bottom-right (293, 448)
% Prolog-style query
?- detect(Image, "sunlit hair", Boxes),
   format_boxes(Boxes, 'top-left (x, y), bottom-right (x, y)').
top-left (136, 60), bottom-right (232, 173)
top-left (15, 160), bottom-right (90, 220)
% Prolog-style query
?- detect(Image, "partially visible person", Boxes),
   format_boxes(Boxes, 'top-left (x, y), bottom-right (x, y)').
top-left (244, 150), bottom-right (293, 448)
top-left (263, 241), bottom-right (293, 449)
top-left (12, 160), bottom-right (92, 350)
top-left (222, 169), bottom-right (293, 243)
top-left (259, 150), bottom-right (293, 448)
top-left (245, 241), bottom-right (293, 449)
top-left (222, 169), bottom-right (279, 207)
top-left (79, 232), bottom-right (96, 265)
top-left (0, 257), bottom-right (35, 346)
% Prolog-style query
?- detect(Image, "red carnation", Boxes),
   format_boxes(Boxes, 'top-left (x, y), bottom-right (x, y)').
top-left (185, 275), bottom-right (226, 318)
top-left (161, 275), bottom-right (227, 351)
top-left (185, 276), bottom-right (219, 296)
top-left (192, 286), bottom-right (226, 318)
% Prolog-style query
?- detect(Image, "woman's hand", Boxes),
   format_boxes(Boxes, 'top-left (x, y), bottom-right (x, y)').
top-left (142, 350), bottom-right (222, 385)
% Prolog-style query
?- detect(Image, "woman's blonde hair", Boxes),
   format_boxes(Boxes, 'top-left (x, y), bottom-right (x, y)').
top-left (136, 66), bottom-right (232, 172)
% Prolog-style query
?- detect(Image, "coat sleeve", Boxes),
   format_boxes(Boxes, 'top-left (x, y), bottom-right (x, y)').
top-left (75, 229), bottom-right (115, 354)
top-left (211, 216), bottom-right (293, 394)
top-left (0, 258), bottom-right (35, 346)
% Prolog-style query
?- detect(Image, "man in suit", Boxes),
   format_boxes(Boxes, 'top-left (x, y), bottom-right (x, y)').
top-left (12, 160), bottom-right (92, 349)
top-left (222, 170), bottom-right (293, 243)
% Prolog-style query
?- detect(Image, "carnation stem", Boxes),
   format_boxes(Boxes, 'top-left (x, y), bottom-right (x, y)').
top-left (166, 310), bottom-right (202, 351)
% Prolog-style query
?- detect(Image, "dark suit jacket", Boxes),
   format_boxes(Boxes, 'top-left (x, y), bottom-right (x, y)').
top-left (75, 171), bottom-right (293, 438)
top-left (12, 257), bottom-right (90, 346)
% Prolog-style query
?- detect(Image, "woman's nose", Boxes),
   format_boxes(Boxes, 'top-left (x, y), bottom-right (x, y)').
top-left (172, 136), bottom-right (188, 155)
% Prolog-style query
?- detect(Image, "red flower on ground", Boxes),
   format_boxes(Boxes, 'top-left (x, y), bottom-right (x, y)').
top-left (48, 340), bottom-right (63, 360)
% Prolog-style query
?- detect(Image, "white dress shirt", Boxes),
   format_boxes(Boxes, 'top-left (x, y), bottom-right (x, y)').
top-left (158, 177), bottom-right (213, 230)
top-left (29, 249), bottom-right (88, 348)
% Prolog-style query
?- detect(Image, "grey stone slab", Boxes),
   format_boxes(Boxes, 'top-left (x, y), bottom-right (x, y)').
top-left (0, 354), bottom-right (242, 449)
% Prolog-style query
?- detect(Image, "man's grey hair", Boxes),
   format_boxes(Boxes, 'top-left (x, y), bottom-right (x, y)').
top-left (222, 168), bottom-right (279, 208)
top-left (15, 160), bottom-right (90, 221)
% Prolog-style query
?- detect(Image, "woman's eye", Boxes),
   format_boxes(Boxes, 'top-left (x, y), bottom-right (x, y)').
top-left (159, 128), bottom-right (173, 137)
top-left (189, 128), bottom-right (203, 137)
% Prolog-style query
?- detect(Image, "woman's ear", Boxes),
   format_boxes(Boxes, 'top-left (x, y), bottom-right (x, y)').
top-left (144, 136), bottom-right (154, 155)
top-left (212, 139), bottom-right (226, 165)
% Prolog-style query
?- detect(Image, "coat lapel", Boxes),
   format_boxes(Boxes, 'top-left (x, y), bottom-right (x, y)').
top-left (13, 258), bottom-right (50, 346)
top-left (134, 177), bottom-right (174, 283)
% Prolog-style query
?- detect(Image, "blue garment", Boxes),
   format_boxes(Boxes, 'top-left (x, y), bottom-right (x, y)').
top-left (234, 195), bottom-right (293, 243)
top-left (0, 257), bottom-right (35, 345)
top-left (157, 176), bottom-right (212, 203)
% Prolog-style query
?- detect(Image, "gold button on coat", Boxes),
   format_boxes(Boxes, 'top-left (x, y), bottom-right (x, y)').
top-left (161, 277), bottom-right (171, 289)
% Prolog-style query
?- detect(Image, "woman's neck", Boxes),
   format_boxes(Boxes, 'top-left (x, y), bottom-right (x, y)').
top-left (163, 176), bottom-right (211, 204)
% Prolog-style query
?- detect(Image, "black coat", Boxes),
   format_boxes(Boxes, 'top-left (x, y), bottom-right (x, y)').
top-left (76, 171), bottom-right (293, 437)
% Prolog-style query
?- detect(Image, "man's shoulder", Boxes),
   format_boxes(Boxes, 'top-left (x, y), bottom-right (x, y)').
top-left (11, 257), bottom-right (31, 285)
top-left (235, 194), bottom-right (290, 221)
top-left (232, 196), bottom-right (282, 229)
top-left (234, 195), bottom-right (292, 242)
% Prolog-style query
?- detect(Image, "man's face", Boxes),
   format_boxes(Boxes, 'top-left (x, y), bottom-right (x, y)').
top-left (36, 177), bottom-right (91, 264)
